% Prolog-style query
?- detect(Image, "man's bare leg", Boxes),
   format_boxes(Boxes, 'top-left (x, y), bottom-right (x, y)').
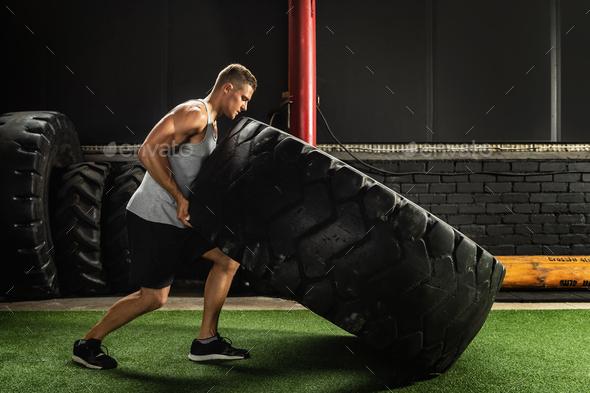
top-left (198, 247), bottom-right (240, 339)
top-left (83, 286), bottom-right (170, 340)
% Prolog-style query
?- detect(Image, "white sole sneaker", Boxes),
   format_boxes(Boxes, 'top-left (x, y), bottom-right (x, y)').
top-left (188, 353), bottom-right (246, 361)
top-left (72, 355), bottom-right (104, 370)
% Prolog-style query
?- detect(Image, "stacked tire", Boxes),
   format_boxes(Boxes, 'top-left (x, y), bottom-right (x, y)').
top-left (0, 111), bottom-right (83, 299)
top-left (52, 162), bottom-right (113, 296)
top-left (52, 161), bottom-right (148, 296)
top-left (0, 111), bottom-right (146, 299)
top-left (104, 162), bottom-right (145, 293)
top-left (187, 117), bottom-right (505, 373)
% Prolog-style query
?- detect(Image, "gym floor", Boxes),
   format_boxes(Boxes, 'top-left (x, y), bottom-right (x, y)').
top-left (2, 281), bottom-right (589, 312)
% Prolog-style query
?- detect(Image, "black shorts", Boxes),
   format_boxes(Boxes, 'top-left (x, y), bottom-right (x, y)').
top-left (125, 210), bottom-right (216, 289)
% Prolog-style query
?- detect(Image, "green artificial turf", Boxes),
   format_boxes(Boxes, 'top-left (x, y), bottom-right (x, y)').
top-left (1, 309), bottom-right (589, 392)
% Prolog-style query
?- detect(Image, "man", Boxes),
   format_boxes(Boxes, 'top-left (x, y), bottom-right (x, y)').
top-left (72, 64), bottom-right (257, 369)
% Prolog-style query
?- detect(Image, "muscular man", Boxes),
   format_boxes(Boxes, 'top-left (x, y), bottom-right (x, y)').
top-left (72, 64), bottom-right (257, 369)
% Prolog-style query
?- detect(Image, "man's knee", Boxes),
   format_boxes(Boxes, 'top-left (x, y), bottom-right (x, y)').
top-left (219, 255), bottom-right (240, 274)
top-left (204, 248), bottom-right (240, 272)
top-left (140, 287), bottom-right (169, 310)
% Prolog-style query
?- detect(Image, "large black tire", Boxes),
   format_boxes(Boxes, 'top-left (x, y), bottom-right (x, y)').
top-left (188, 118), bottom-right (505, 373)
top-left (243, 269), bottom-right (280, 296)
top-left (0, 111), bottom-right (83, 300)
top-left (103, 162), bottom-right (146, 293)
top-left (53, 162), bottom-right (113, 296)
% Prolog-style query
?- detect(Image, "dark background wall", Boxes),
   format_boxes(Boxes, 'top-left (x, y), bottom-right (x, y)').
top-left (2, 0), bottom-right (589, 145)
top-left (561, 0), bottom-right (590, 142)
top-left (434, 0), bottom-right (551, 143)
top-left (2, 0), bottom-right (289, 145)
top-left (315, 1), bottom-right (429, 143)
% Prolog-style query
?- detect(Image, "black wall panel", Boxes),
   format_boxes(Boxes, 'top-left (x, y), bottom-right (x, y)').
top-left (170, 0), bottom-right (288, 141)
top-left (316, 0), bottom-right (429, 143)
top-left (2, 1), bottom-right (589, 145)
top-left (44, 0), bottom-right (167, 145)
top-left (434, 0), bottom-right (551, 142)
top-left (1, 0), bottom-right (287, 145)
top-left (2, 1), bottom-right (49, 114)
top-left (561, 0), bottom-right (590, 142)
top-left (1, 1), bottom-right (166, 145)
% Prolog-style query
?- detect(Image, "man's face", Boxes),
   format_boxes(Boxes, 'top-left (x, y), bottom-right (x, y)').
top-left (225, 83), bottom-right (254, 119)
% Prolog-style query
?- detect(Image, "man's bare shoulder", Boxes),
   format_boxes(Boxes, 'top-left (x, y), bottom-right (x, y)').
top-left (168, 100), bottom-right (207, 117)
top-left (167, 100), bottom-right (208, 136)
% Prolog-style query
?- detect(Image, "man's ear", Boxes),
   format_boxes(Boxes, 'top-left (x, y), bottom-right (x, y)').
top-left (223, 83), bottom-right (233, 94)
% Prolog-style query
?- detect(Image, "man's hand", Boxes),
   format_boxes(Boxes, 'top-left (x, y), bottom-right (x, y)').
top-left (176, 197), bottom-right (193, 228)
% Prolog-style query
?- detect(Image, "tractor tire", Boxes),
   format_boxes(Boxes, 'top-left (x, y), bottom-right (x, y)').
top-left (53, 162), bottom-right (113, 296)
top-left (187, 117), bottom-right (505, 373)
top-left (244, 269), bottom-right (280, 296)
top-left (0, 111), bottom-right (83, 300)
top-left (103, 162), bottom-right (145, 293)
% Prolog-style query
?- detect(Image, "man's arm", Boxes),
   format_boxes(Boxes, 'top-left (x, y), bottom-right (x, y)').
top-left (137, 102), bottom-right (207, 227)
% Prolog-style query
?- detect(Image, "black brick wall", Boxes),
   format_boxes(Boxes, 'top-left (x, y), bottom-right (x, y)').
top-left (344, 158), bottom-right (590, 256)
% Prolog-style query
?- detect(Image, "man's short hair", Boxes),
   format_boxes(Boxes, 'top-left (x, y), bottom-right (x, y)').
top-left (213, 63), bottom-right (257, 92)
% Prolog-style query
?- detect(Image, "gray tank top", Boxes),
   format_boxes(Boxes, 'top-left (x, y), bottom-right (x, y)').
top-left (127, 99), bottom-right (217, 228)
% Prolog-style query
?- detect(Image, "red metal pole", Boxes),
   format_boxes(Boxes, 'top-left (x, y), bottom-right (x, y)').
top-left (288, 0), bottom-right (316, 146)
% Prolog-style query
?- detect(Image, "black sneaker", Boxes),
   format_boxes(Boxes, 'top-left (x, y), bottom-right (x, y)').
top-left (72, 339), bottom-right (118, 370)
top-left (189, 334), bottom-right (251, 361)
